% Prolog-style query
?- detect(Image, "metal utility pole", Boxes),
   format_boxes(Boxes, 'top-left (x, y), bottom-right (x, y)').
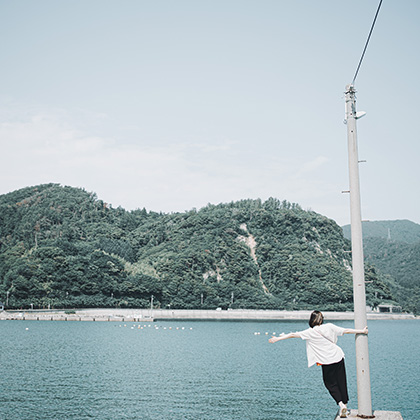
top-left (344, 84), bottom-right (373, 418)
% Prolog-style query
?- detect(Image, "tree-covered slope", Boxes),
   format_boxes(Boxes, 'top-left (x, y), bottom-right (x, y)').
top-left (342, 220), bottom-right (420, 244)
top-left (0, 184), bottom-right (395, 311)
top-left (342, 220), bottom-right (420, 313)
top-left (363, 238), bottom-right (420, 289)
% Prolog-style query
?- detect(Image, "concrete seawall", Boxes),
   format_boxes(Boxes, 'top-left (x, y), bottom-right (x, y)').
top-left (0, 308), bottom-right (417, 322)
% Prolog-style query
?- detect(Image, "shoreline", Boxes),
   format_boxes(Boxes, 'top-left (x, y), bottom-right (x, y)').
top-left (0, 308), bottom-right (417, 322)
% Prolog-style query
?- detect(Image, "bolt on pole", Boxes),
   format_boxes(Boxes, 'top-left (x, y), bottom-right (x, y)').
top-left (344, 84), bottom-right (373, 418)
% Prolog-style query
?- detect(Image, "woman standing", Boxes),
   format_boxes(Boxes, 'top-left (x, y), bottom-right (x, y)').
top-left (269, 310), bottom-right (368, 419)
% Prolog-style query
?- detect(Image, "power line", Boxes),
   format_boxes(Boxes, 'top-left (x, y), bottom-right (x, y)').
top-left (352, 0), bottom-right (384, 85)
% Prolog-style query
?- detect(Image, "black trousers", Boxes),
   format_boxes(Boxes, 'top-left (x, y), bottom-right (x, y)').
top-left (321, 358), bottom-right (349, 405)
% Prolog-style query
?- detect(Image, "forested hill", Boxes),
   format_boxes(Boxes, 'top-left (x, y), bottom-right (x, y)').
top-left (0, 184), bottom-right (395, 311)
top-left (342, 220), bottom-right (420, 313)
top-left (342, 220), bottom-right (420, 244)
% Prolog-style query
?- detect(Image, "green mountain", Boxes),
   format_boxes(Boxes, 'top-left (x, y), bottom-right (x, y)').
top-left (0, 184), bottom-right (395, 311)
top-left (342, 220), bottom-right (420, 244)
top-left (342, 220), bottom-right (420, 314)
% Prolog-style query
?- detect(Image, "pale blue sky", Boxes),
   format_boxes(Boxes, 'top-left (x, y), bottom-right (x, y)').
top-left (1, 1), bottom-right (419, 225)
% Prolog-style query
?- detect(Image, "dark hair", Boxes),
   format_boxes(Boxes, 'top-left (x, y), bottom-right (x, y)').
top-left (309, 311), bottom-right (324, 328)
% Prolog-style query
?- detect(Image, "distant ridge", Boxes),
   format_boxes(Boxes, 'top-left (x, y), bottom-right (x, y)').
top-left (342, 220), bottom-right (420, 244)
top-left (342, 219), bottom-right (420, 314)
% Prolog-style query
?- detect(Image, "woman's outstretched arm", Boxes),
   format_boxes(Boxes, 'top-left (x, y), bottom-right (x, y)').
top-left (343, 326), bottom-right (368, 335)
top-left (269, 332), bottom-right (300, 343)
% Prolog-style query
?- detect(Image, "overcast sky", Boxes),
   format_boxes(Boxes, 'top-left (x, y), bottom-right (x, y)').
top-left (1, 0), bottom-right (419, 226)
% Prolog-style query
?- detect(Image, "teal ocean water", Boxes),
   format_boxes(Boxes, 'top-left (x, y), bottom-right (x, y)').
top-left (0, 319), bottom-right (418, 420)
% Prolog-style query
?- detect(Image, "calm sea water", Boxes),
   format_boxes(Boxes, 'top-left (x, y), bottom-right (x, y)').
top-left (0, 319), bottom-right (418, 420)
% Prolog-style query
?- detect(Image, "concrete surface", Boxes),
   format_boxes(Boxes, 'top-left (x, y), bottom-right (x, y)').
top-left (334, 409), bottom-right (403, 419)
top-left (0, 308), bottom-right (417, 322)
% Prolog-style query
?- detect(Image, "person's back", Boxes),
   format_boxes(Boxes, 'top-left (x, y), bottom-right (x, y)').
top-left (299, 323), bottom-right (345, 367)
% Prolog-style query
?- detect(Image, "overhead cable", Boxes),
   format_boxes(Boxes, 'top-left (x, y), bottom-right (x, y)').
top-left (352, 0), bottom-right (383, 85)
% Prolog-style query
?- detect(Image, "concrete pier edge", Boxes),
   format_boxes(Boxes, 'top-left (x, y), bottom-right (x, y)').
top-left (0, 308), bottom-right (417, 322)
top-left (334, 409), bottom-right (403, 419)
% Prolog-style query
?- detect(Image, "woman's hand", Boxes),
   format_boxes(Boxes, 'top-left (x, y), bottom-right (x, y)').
top-left (344, 327), bottom-right (369, 335)
top-left (269, 333), bottom-right (285, 343)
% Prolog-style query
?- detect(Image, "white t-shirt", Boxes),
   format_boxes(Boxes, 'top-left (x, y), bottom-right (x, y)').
top-left (298, 323), bottom-right (346, 367)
